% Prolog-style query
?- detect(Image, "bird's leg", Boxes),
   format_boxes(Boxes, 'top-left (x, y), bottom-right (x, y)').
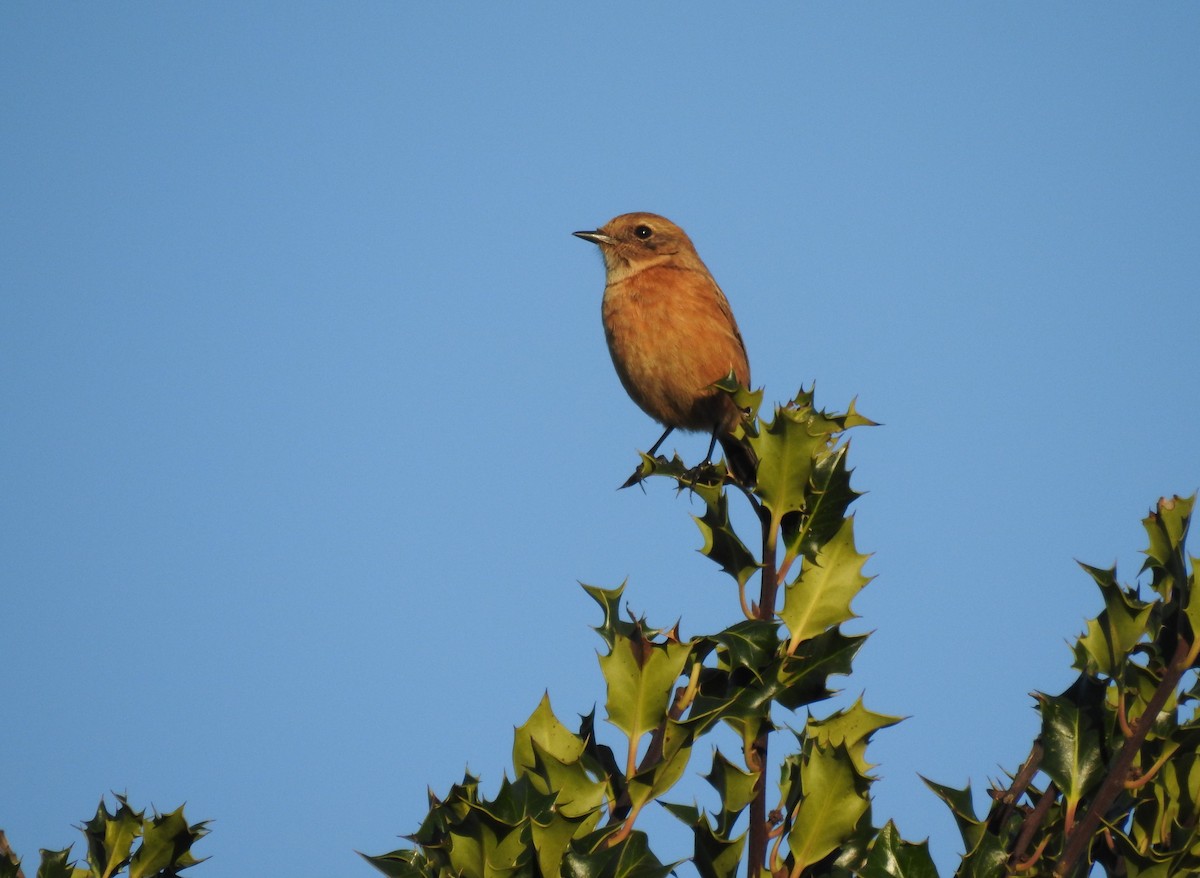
top-left (676, 428), bottom-right (723, 492)
top-left (619, 426), bottom-right (676, 490)
top-left (647, 426), bottom-right (674, 459)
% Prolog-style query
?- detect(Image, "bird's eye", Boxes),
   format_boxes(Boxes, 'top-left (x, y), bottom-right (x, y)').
top-left (634, 225), bottom-right (653, 239)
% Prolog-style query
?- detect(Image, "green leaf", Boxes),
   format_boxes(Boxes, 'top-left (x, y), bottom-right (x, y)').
top-left (955, 829), bottom-right (1009, 878)
top-left (1185, 556), bottom-right (1200, 649)
top-left (775, 629), bottom-right (867, 710)
top-left (808, 696), bottom-right (903, 776)
top-left (34, 848), bottom-right (80, 878)
top-left (469, 775), bottom-right (555, 829)
top-left (447, 820), bottom-right (529, 878)
top-left (583, 582), bottom-right (632, 649)
top-left (565, 829), bottom-right (676, 878)
top-left (1036, 676), bottom-right (1108, 814)
top-left (781, 443), bottom-right (863, 565)
top-left (526, 738), bottom-right (607, 819)
top-left (599, 625), bottom-right (692, 743)
top-left (127, 805), bottom-right (208, 878)
top-left (513, 692), bottom-right (586, 777)
top-left (859, 821), bottom-right (939, 878)
top-left (1141, 494), bottom-right (1193, 600)
top-left (711, 373), bottom-right (764, 426)
top-left (748, 406), bottom-right (823, 520)
top-left (82, 795), bottom-right (142, 878)
top-left (530, 809), bottom-right (601, 878)
top-left (360, 848), bottom-right (437, 878)
top-left (578, 710), bottom-right (626, 806)
top-left (707, 620), bottom-right (779, 679)
top-left (702, 749), bottom-right (758, 835)
top-left (662, 804), bottom-right (746, 878)
top-left (694, 490), bottom-right (760, 588)
top-left (1074, 562), bottom-right (1155, 677)
top-left (635, 721), bottom-right (694, 802)
top-left (921, 777), bottom-right (986, 853)
top-left (787, 742), bottom-right (870, 873)
top-left (780, 516), bottom-right (871, 651)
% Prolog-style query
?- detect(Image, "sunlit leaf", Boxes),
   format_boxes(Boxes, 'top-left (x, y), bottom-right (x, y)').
top-left (600, 624), bottom-right (692, 742)
top-left (860, 821), bottom-right (938, 878)
top-left (786, 742), bottom-right (870, 872)
top-left (513, 693), bottom-right (586, 777)
top-left (780, 517), bottom-right (871, 651)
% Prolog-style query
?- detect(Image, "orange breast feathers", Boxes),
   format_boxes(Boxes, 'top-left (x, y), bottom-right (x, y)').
top-left (601, 262), bottom-right (750, 433)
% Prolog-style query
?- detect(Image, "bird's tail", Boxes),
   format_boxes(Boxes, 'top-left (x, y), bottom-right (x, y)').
top-left (718, 432), bottom-right (758, 487)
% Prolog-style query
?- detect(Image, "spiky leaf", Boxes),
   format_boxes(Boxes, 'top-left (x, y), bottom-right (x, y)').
top-left (860, 821), bottom-right (939, 878)
top-left (780, 516), bottom-right (871, 652)
top-left (599, 625), bottom-right (692, 742)
top-left (787, 742), bottom-right (870, 873)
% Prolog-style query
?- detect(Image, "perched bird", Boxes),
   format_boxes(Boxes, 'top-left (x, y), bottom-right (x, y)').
top-left (573, 212), bottom-right (756, 483)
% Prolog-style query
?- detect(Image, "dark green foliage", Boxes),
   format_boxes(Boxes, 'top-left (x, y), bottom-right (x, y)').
top-left (366, 386), bottom-right (1197, 878)
top-left (931, 495), bottom-right (1199, 877)
top-left (366, 388), bottom-right (909, 878)
top-left (0, 795), bottom-right (207, 878)
top-left (6, 389), bottom-right (1192, 878)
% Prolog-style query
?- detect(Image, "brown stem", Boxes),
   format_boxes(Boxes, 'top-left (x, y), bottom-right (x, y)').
top-left (1009, 782), bottom-right (1058, 871)
top-left (748, 503), bottom-right (780, 878)
top-left (1013, 835), bottom-right (1052, 873)
top-left (1116, 689), bottom-right (1134, 738)
top-left (1053, 636), bottom-right (1192, 878)
top-left (1123, 741), bottom-right (1178, 791)
top-left (988, 740), bottom-right (1043, 835)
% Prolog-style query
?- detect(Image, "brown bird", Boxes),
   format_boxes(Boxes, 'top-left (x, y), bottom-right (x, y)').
top-left (574, 212), bottom-right (756, 483)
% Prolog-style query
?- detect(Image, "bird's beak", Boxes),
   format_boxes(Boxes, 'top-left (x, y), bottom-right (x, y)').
top-left (573, 230), bottom-right (614, 246)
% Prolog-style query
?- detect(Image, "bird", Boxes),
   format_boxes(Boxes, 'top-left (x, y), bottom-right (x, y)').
top-left (573, 212), bottom-right (756, 484)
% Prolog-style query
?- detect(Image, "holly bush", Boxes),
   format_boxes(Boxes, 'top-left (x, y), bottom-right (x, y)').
top-left (4, 388), bottom-right (1196, 878)
top-left (0, 794), bottom-right (207, 878)
top-left (363, 386), bottom-right (1198, 878)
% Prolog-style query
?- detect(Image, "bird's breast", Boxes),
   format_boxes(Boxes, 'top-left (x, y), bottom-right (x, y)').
top-left (600, 265), bottom-right (749, 431)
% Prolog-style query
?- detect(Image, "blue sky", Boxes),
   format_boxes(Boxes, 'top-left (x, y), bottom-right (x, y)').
top-left (3, 4), bottom-right (1198, 876)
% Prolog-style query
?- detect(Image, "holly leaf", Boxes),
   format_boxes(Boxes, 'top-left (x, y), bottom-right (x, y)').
top-left (780, 516), bottom-right (872, 652)
top-left (34, 848), bottom-right (86, 878)
top-left (776, 628), bottom-right (867, 710)
top-left (1074, 562), bottom-right (1154, 677)
top-left (565, 829), bottom-right (677, 878)
top-left (922, 777), bottom-right (986, 853)
top-left (513, 693), bottom-right (586, 776)
top-left (703, 749), bottom-right (758, 833)
top-left (600, 625), bottom-right (692, 742)
top-left (708, 620), bottom-right (779, 679)
top-left (360, 848), bottom-right (437, 878)
top-left (808, 696), bottom-right (903, 777)
top-left (749, 406), bottom-right (824, 520)
top-left (1036, 676), bottom-right (1108, 815)
top-left (860, 821), bottom-right (938, 878)
top-left (82, 794), bottom-right (142, 878)
top-left (582, 582), bottom-right (633, 649)
top-left (128, 805), bottom-right (208, 878)
top-left (781, 443), bottom-right (863, 565)
top-left (787, 741), bottom-right (870, 873)
top-left (1141, 494), bottom-right (1193, 600)
top-left (694, 490), bottom-right (760, 587)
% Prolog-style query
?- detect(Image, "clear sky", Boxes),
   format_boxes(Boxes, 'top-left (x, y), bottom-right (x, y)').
top-left (3, 5), bottom-right (1198, 876)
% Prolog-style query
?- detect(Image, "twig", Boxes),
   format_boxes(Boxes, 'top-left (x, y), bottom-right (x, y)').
top-left (1053, 636), bottom-right (1192, 877)
top-left (988, 740), bottom-right (1043, 835)
top-left (1009, 782), bottom-right (1058, 871)
top-left (747, 503), bottom-right (780, 878)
